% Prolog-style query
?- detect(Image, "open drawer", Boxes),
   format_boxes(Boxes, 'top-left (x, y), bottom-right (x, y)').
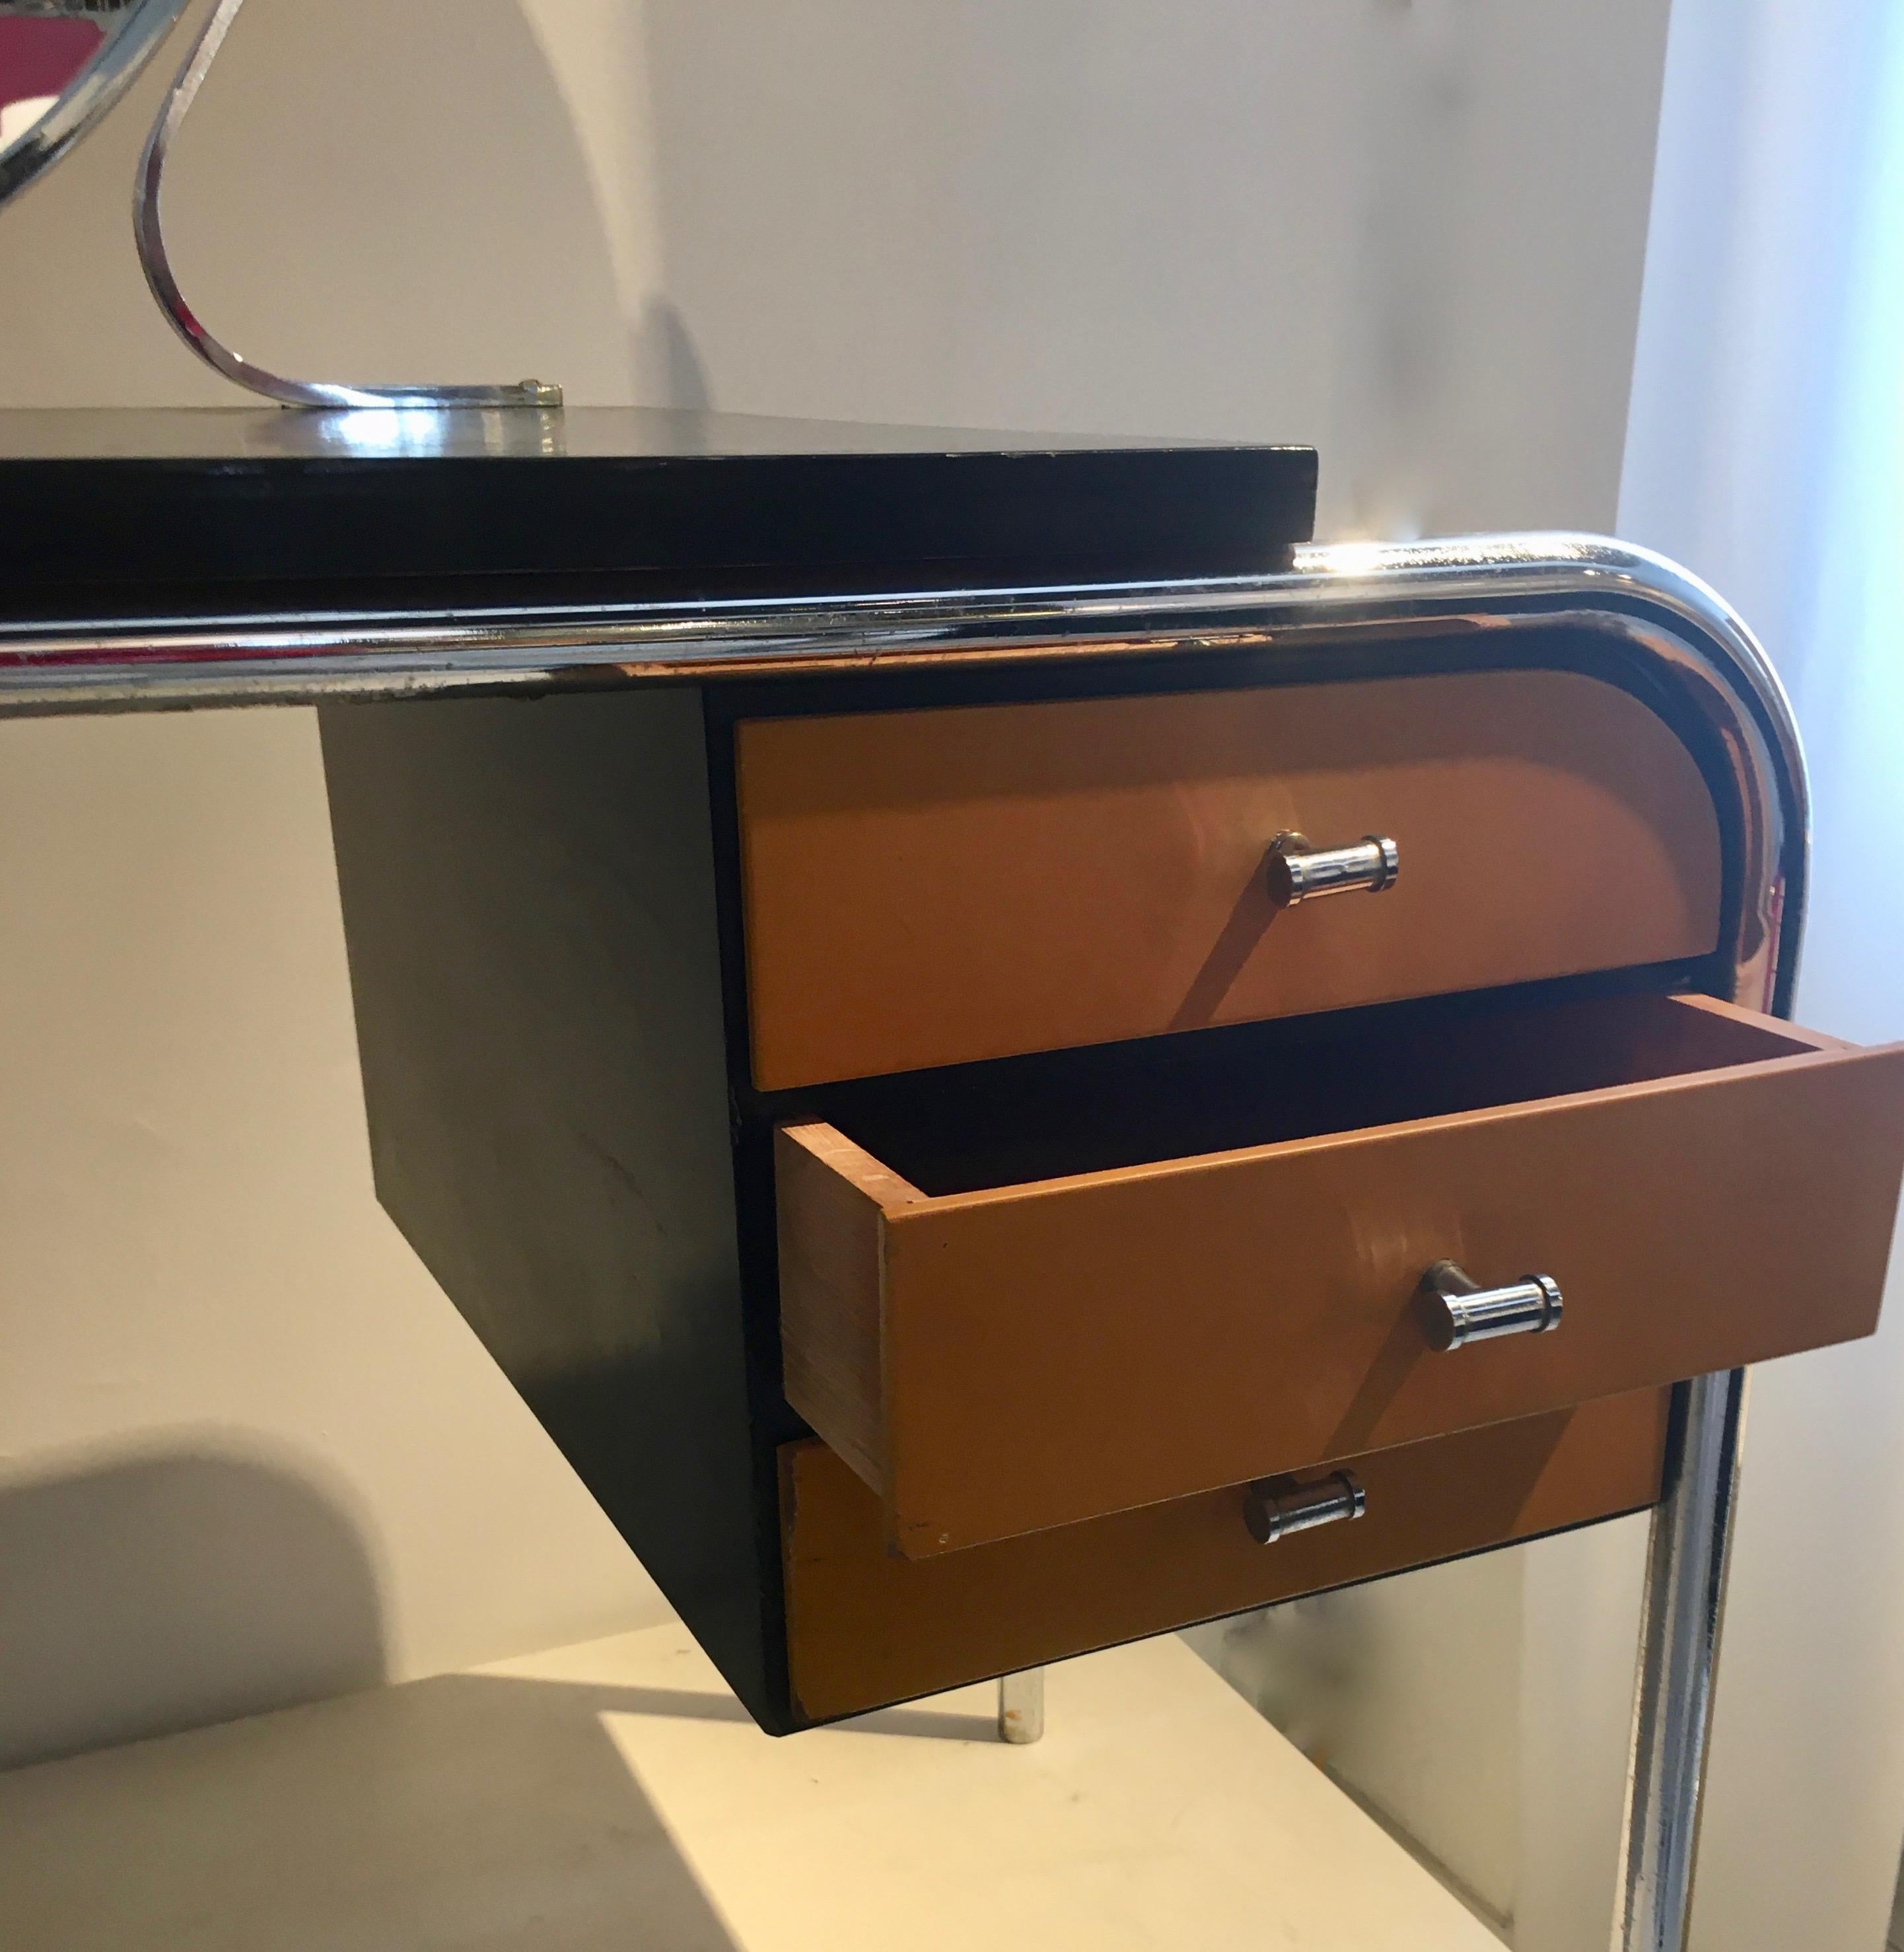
top-left (777, 991), bottom-right (1904, 1557)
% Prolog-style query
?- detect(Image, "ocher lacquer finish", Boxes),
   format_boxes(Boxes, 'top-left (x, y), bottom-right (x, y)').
top-left (777, 992), bottom-right (1904, 1557)
top-left (782, 1389), bottom-right (1670, 1724)
top-left (736, 670), bottom-right (1723, 1089)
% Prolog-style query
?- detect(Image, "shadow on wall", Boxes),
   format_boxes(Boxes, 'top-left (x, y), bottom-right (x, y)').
top-left (630, 295), bottom-right (713, 409)
top-left (0, 1440), bottom-right (386, 1771)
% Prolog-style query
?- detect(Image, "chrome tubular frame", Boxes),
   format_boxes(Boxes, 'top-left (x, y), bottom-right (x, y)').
top-left (0, 532), bottom-right (1804, 1952)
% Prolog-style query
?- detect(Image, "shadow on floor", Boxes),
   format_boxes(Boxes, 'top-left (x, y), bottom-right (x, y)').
top-left (577, 1682), bottom-right (996, 1745)
top-left (0, 1438), bottom-right (998, 1949)
top-left (1, 1659), bottom-right (1004, 1951)
top-left (2, 1668), bottom-right (746, 1951)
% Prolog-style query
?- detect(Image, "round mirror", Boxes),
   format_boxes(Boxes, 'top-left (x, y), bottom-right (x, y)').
top-left (0, 0), bottom-right (189, 210)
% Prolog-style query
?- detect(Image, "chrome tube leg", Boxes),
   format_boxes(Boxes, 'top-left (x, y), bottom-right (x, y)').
top-left (998, 1669), bottom-right (1045, 1745)
top-left (1614, 1368), bottom-right (1749, 1951)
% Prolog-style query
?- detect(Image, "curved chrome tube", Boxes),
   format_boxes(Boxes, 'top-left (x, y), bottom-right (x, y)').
top-left (0, 532), bottom-right (1790, 708)
top-left (0, 530), bottom-right (1798, 1951)
top-left (131, 0), bottom-right (559, 409)
top-left (0, 0), bottom-right (192, 211)
top-left (0, 529), bottom-right (1808, 1004)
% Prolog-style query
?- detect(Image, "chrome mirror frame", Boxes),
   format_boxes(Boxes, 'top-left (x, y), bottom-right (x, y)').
top-left (0, 0), bottom-right (561, 409)
top-left (132, 0), bottom-right (559, 408)
top-left (0, 0), bottom-right (191, 207)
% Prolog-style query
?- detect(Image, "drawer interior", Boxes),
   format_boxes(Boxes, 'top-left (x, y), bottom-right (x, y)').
top-left (811, 989), bottom-right (1827, 1199)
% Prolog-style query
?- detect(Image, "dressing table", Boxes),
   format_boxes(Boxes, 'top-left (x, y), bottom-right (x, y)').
top-left (5, 9), bottom-right (1885, 1947)
top-left (3, 401), bottom-right (1894, 1952)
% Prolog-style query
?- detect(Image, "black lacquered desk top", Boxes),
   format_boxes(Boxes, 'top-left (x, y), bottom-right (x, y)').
top-left (0, 407), bottom-right (1316, 617)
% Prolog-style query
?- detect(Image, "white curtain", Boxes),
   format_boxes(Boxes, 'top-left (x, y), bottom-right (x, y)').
top-left (1621, 2), bottom-right (1904, 1946)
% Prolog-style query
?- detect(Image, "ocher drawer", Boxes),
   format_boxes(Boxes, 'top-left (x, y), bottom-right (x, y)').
top-left (781, 1389), bottom-right (1670, 1724)
top-left (736, 672), bottom-right (1722, 1088)
top-left (779, 991), bottom-right (1904, 1557)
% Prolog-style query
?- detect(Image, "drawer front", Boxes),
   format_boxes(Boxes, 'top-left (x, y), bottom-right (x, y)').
top-left (736, 670), bottom-right (1722, 1089)
top-left (779, 994), bottom-right (1904, 1556)
top-left (782, 1389), bottom-right (1669, 1725)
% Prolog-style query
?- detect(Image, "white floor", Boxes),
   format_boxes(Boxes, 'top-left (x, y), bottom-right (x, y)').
top-left (0, 1621), bottom-right (1504, 1951)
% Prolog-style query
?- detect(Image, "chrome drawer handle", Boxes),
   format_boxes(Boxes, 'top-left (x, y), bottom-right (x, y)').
top-left (1266, 830), bottom-right (1400, 905)
top-left (1419, 1259), bottom-right (1564, 1351)
top-left (1244, 1469), bottom-right (1367, 1545)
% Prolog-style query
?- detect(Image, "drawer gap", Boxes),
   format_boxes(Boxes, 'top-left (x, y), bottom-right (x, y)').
top-left (820, 989), bottom-right (1814, 1198)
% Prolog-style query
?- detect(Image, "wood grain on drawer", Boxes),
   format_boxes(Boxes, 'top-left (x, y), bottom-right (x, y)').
top-left (736, 671), bottom-right (1722, 1088)
top-left (781, 1388), bottom-right (1668, 1724)
top-left (778, 992), bottom-right (1904, 1556)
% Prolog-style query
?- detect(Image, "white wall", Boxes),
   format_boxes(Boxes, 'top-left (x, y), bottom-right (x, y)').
top-left (1618, 5), bottom-right (1904, 1949)
top-left (0, 0), bottom-right (674, 1771)
top-left (0, 9), bottom-right (1670, 1886)
top-left (1187, 1544), bottom-right (1528, 1930)
top-left (629, 0), bottom-right (1666, 538)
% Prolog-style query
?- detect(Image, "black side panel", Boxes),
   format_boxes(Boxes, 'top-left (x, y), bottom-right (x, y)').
top-left (318, 689), bottom-right (784, 1727)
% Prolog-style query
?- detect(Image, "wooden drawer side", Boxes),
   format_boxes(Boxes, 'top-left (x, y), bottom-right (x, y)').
top-left (776, 1122), bottom-right (921, 1490)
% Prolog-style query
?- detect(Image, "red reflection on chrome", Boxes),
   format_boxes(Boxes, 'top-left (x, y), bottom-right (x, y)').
top-left (0, 18), bottom-right (104, 117)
